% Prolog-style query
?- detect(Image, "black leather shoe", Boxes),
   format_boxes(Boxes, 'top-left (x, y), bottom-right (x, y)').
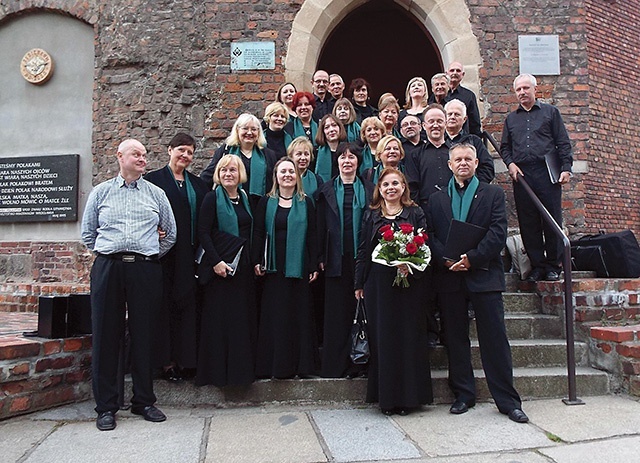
top-left (96, 411), bottom-right (116, 431)
top-left (449, 400), bottom-right (474, 414)
top-left (397, 408), bottom-right (410, 416)
top-left (162, 366), bottom-right (183, 382)
top-left (545, 270), bottom-right (560, 281)
top-left (526, 268), bottom-right (545, 282)
top-left (508, 408), bottom-right (529, 423)
top-left (381, 408), bottom-right (394, 416)
top-left (131, 405), bottom-right (167, 422)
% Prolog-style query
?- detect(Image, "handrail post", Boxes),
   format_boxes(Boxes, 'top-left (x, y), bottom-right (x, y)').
top-left (515, 174), bottom-right (584, 406)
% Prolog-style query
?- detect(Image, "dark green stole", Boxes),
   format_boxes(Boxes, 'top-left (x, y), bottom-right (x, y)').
top-left (359, 145), bottom-right (375, 176)
top-left (370, 164), bottom-right (404, 184)
top-left (301, 170), bottom-right (319, 198)
top-left (314, 145), bottom-right (334, 182)
top-left (264, 193), bottom-right (307, 278)
top-left (215, 186), bottom-right (253, 240)
top-left (448, 175), bottom-right (479, 222)
top-left (335, 176), bottom-right (366, 257)
top-left (292, 118), bottom-right (318, 145)
top-left (168, 166), bottom-right (197, 245)
top-left (228, 145), bottom-right (267, 196)
top-left (345, 121), bottom-right (361, 142)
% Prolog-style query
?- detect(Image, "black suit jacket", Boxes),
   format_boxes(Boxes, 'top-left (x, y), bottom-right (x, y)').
top-left (425, 181), bottom-right (506, 293)
top-left (144, 166), bottom-right (209, 297)
top-left (316, 178), bottom-right (374, 277)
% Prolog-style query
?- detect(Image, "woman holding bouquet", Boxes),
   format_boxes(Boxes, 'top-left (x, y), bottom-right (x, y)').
top-left (354, 168), bottom-right (432, 415)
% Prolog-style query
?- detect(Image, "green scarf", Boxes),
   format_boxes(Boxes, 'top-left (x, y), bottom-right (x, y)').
top-left (228, 145), bottom-right (267, 196)
top-left (264, 193), bottom-right (308, 278)
top-left (292, 118), bottom-right (318, 145)
top-left (314, 145), bottom-right (334, 182)
top-left (371, 164), bottom-right (404, 184)
top-left (359, 145), bottom-right (374, 175)
top-left (168, 166), bottom-right (197, 245)
top-left (283, 130), bottom-right (294, 151)
top-left (448, 175), bottom-right (479, 222)
top-left (215, 186), bottom-right (253, 239)
top-left (301, 170), bottom-right (319, 198)
top-left (335, 176), bottom-right (366, 257)
top-left (345, 121), bottom-right (361, 143)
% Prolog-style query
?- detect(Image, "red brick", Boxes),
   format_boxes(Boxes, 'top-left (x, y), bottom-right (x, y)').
top-left (63, 338), bottom-right (84, 353)
top-left (597, 342), bottom-right (612, 354)
top-left (9, 396), bottom-right (31, 413)
top-left (617, 342), bottom-right (640, 358)
top-left (591, 326), bottom-right (639, 342)
top-left (10, 362), bottom-right (30, 376)
top-left (0, 340), bottom-right (41, 361)
top-left (43, 340), bottom-right (63, 355)
top-left (622, 360), bottom-right (640, 375)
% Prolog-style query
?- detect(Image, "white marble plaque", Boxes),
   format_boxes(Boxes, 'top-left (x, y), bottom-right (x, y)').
top-left (231, 41), bottom-right (275, 71)
top-left (518, 35), bottom-right (560, 75)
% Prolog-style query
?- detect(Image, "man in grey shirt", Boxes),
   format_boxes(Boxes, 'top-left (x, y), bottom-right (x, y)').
top-left (81, 138), bottom-right (177, 431)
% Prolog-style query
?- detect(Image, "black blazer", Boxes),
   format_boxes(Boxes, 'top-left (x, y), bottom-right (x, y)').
top-left (354, 205), bottom-right (426, 289)
top-left (144, 166), bottom-right (208, 296)
top-left (316, 178), bottom-right (374, 277)
top-left (425, 181), bottom-right (506, 293)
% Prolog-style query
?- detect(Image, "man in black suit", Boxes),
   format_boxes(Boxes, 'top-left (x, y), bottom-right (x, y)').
top-left (426, 142), bottom-right (528, 423)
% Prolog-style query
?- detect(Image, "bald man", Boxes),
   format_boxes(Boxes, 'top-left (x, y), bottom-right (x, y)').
top-left (446, 62), bottom-right (482, 136)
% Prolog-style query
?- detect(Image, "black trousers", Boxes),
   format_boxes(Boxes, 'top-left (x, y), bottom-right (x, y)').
top-left (439, 285), bottom-right (521, 414)
top-left (91, 255), bottom-right (162, 414)
top-left (513, 162), bottom-right (563, 272)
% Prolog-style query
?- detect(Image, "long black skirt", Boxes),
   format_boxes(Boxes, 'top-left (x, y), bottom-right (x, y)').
top-left (364, 263), bottom-right (433, 410)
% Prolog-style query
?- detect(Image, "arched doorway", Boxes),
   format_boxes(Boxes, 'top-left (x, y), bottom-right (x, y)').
top-left (317, 0), bottom-right (442, 106)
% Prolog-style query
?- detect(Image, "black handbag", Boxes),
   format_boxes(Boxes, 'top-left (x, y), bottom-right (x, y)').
top-left (350, 298), bottom-right (370, 365)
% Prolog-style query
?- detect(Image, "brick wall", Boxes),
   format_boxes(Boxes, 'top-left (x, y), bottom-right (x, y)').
top-left (584, 0), bottom-right (640, 234)
top-left (0, 335), bottom-right (92, 420)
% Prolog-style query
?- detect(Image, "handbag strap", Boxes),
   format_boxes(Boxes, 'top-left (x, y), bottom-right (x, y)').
top-left (354, 298), bottom-right (368, 325)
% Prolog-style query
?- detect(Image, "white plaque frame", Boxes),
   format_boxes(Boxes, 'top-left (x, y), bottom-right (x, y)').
top-left (230, 41), bottom-right (275, 71)
top-left (518, 35), bottom-right (560, 76)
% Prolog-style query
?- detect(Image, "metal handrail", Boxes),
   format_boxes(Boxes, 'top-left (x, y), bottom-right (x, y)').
top-left (482, 131), bottom-right (583, 406)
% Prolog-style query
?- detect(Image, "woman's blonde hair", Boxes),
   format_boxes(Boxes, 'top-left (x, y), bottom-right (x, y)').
top-left (287, 136), bottom-right (315, 162)
top-left (375, 135), bottom-right (405, 163)
top-left (403, 77), bottom-right (429, 110)
top-left (213, 154), bottom-right (248, 185)
top-left (225, 113), bottom-right (267, 149)
top-left (267, 157), bottom-right (305, 200)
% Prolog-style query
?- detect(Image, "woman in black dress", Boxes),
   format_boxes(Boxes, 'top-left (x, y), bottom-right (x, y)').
top-left (349, 78), bottom-right (377, 124)
top-left (145, 132), bottom-right (208, 381)
top-left (199, 113), bottom-right (277, 210)
top-left (314, 114), bottom-right (346, 182)
top-left (263, 102), bottom-right (293, 158)
top-left (354, 168), bottom-right (433, 415)
top-left (196, 154), bottom-right (257, 387)
top-left (287, 136), bottom-right (323, 200)
top-left (317, 142), bottom-right (373, 378)
top-left (253, 158), bottom-right (320, 379)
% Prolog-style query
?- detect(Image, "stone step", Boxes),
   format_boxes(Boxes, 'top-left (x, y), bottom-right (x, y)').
top-left (150, 366), bottom-right (608, 407)
top-left (502, 292), bottom-right (542, 313)
top-left (504, 270), bottom-right (596, 292)
top-left (470, 314), bottom-right (563, 340)
top-left (429, 339), bottom-right (587, 369)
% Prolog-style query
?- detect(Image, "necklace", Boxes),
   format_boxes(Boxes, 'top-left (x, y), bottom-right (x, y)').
top-left (176, 180), bottom-right (184, 188)
top-left (386, 206), bottom-right (403, 217)
top-left (279, 194), bottom-right (293, 200)
top-left (229, 196), bottom-right (239, 205)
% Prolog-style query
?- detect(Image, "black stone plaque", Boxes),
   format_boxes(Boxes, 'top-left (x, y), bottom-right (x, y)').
top-left (0, 155), bottom-right (79, 222)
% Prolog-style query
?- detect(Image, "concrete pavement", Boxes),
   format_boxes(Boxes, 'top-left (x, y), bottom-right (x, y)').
top-left (2, 395), bottom-right (640, 462)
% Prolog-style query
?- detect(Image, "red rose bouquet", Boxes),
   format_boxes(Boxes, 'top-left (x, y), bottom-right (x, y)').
top-left (371, 222), bottom-right (431, 287)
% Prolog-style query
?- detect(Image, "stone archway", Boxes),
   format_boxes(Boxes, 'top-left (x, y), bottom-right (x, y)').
top-left (285, 0), bottom-right (484, 102)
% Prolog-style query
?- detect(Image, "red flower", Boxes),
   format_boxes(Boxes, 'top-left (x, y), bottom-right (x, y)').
top-left (413, 235), bottom-right (425, 246)
top-left (380, 224), bottom-right (392, 234)
top-left (406, 242), bottom-right (418, 255)
top-left (382, 229), bottom-right (395, 241)
top-left (399, 223), bottom-right (414, 234)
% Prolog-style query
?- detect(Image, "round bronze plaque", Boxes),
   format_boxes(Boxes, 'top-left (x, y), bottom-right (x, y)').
top-left (20, 48), bottom-right (54, 85)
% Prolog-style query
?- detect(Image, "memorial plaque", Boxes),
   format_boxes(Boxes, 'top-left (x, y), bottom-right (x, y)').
top-left (0, 155), bottom-right (79, 223)
top-left (518, 35), bottom-right (560, 76)
top-left (230, 41), bottom-right (275, 71)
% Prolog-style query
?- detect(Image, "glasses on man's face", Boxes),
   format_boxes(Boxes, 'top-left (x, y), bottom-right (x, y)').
top-left (314, 79), bottom-right (328, 84)
top-left (401, 121), bottom-right (420, 128)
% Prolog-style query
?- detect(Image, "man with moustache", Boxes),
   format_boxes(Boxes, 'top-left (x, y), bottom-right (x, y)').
top-left (311, 69), bottom-right (335, 122)
top-left (447, 62), bottom-right (482, 136)
top-left (500, 73), bottom-right (572, 282)
top-left (81, 139), bottom-right (177, 431)
top-left (444, 99), bottom-right (494, 184)
top-left (426, 142), bottom-right (528, 423)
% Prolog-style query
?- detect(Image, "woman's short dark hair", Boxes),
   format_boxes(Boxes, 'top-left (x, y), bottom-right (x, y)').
top-left (168, 132), bottom-right (196, 149)
top-left (348, 77), bottom-right (371, 98)
top-left (335, 141), bottom-right (362, 168)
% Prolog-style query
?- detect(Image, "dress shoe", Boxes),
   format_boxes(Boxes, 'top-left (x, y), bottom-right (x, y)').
top-left (508, 408), bottom-right (529, 423)
top-left (381, 408), bottom-right (394, 416)
top-left (545, 270), bottom-right (560, 281)
top-left (397, 408), bottom-right (410, 416)
top-left (162, 366), bottom-right (183, 382)
top-left (449, 400), bottom-right (474, 414)
top-left (96, 411), bottom-right (116, 431)
top-left (525, 268), bottom-right (545, 282)
top-left (131, 405), bottom-right (167, 423)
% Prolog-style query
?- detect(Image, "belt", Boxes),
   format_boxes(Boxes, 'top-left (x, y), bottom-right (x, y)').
top-left (98, 252), bottom-right (159, 263)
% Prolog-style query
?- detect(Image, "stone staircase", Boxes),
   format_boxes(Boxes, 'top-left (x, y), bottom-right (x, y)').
top-left (150, 271), bottom-right (610, 408)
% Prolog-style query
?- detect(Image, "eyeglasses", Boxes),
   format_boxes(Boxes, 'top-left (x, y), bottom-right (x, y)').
top-left (400, 121), bottom-right (420, 128)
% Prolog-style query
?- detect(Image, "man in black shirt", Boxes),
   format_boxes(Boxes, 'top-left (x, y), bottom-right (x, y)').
top-left (447, 62), bottom-right (482, 136)
top-left (428, 73), bottom-right (449, 106)
top-left (329, 74), bottom-right (345, 100)
top-left (399, 114), bottom-right (424, 160)
top-left (444, 99), bottom-right (494, 184)
top-left (311, 70), bottom-right (335, 122)
top-left (500, 74), bottom-right (573, 281)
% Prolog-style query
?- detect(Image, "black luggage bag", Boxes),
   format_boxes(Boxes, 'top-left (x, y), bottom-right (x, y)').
top-left (571, 230), bottom-right (640, 278)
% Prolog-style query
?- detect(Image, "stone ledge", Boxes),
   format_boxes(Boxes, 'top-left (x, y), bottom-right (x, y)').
top-left (591, 324), bottom-right (640, 343)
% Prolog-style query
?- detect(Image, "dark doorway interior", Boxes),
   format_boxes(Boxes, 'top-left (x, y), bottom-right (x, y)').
top-left (317, 0), bottom-right (442, 108)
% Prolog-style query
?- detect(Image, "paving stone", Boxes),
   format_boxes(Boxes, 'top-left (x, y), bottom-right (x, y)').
top-left (539, 435), bottom-right (640, 462)
top-left (0, 418), bottom-right (57, 462)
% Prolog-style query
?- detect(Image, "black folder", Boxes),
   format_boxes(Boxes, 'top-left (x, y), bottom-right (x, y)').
top-left (443, 219), bottom-right (487, 262)
top-left (195, 230), bottom-right (246, 284)
top-left (544, 153), bottom-right (562, 184)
